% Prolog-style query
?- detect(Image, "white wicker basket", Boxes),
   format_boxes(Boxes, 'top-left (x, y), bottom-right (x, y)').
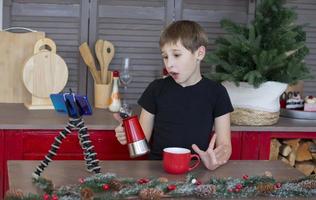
top-left (222, 81), bottom-right (287, 125)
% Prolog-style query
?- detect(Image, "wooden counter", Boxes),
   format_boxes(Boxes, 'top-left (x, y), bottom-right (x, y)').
top-left (8, 160), bottom-right (305, 200)
top-left (0, 103), bottom-right (316, 132)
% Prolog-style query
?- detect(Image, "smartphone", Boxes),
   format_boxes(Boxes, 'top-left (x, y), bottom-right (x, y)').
top-left (64, 93), bottom-right (79, 118)
top-left (75, 95), bottom-right (93, 116)
top-left (50, 94), bottom-right (67, 113)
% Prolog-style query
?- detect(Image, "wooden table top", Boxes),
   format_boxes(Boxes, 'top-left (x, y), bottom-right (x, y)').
top-left (8, 160), bottom-right (305, 199)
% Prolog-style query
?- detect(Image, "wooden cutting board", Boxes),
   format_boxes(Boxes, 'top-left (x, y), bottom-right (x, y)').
top-left (22, 38), bottom-right (68, 98)
top-left (0, 31), bottom-right (45, 103)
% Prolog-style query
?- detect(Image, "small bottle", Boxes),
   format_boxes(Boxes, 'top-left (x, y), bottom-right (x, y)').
top-left (109, 70), bottom-right (121, 112)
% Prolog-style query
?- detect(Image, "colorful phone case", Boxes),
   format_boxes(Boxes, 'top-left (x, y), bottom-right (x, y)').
top-left (64, 93), bottom-right (79, 118)
top-left (50, 94), bottom-right (67, 113)
top-left (75, 95), bottom-right (93, 115)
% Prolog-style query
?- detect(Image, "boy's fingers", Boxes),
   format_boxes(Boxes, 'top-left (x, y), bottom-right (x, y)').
top-left (115, 131), bottom-right (125, 138)
top-left (118, 139), bottom-right (127, 145)
top-left (192, 144), bottom-right (204, 155)
top-left (113, 113), bottom-right (123, 123)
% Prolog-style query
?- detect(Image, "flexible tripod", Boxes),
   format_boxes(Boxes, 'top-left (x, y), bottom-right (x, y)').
top-left (32, 93), bottom-right (101, 179)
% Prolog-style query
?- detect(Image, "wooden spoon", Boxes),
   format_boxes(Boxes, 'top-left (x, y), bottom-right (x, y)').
top-left (102, 40), bottom-right (115, 84)
top-left (95, 39), bottom-right (105, 83)
top-left (79, 42), bottom-right (101, 84)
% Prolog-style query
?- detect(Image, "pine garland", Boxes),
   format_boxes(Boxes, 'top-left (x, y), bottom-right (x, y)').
top-left (5, 172), bottom-right (316, 200)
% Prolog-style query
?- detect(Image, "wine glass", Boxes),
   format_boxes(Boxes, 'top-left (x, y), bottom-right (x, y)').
top-left (119, 57), bottom-right (133, 118)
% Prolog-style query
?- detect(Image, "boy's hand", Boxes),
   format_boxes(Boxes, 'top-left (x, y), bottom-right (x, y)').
top-left (192, 134), bottom-right (229, 170)
top-left (113, 113), bottom-right (127, 145)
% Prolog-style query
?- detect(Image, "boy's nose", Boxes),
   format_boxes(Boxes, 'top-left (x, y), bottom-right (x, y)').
top-left (165, 60), bottom-right (174, 69)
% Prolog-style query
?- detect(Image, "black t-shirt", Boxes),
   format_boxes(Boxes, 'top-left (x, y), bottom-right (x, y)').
top-left (138, 76), bottom-right (234, 160)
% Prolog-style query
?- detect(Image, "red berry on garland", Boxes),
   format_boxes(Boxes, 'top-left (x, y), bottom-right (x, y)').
top-left (137, 178), bottom-right (150, 184)
top-left (235, 183), bottom-right (243, 190)
top-left (195, 180), bottom-right (202, 185)
top-left (102, 184), bottom-right (110, 191)
top-left (43, 194), bottom-right (50, 200)
top-left (191, 178), bottom-right (202, 185)
top-left (52, 194), bottom-right (58, 200)
top-left (235, 188), bottom-right (241, 193)
top-left (78, 178), bottom-right (85, 184)
top-left (274, 182), bottom-right (282, 189)
top-left (242, 175), bottom-right (249, 180)
top-left (167, 184), bottom-right (177, 191)
top-left (228, 188), bottom-right (233, 193)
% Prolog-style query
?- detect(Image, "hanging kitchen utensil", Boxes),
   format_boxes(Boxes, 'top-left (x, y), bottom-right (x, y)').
top-left (95, 39), bottom-right (106, 83)
top-left (79, 42), bottom-right (101, 84)
top-left (22, 38), bottom-right (68, 109)
top-left (102, 40), bottom-right (115, 84)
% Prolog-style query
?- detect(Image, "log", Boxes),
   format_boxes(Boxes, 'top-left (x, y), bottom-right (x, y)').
top-left (312, 153), bottom-right (316, 160)
top-left (309, 142), bottom-right (316, 153)
top-left (280, 144), bottom-right (292, 157)
top-left (295, 161), bottom-right (315, 176)
top-left (270, 139), bottom-right (281, 160)
top-left (296, 142), bottom-right (312, 162)
top-left (283, 139), bottom-right (300, 151)
top-left (279, 155), bottom-right (290, 165)
top-left (287, 151), bottom-right (296, 166)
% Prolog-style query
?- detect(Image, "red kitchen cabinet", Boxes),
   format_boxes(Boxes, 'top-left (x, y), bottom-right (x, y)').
top-left (0, 130), bottom-right (4, 200)
top-left (240, 132), bottom-right (260, 160)
top-left (231, 131), bottom-right (242, 160)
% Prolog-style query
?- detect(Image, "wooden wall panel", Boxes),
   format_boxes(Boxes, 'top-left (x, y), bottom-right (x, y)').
top-left (287, 0), bottom-right (316, 96)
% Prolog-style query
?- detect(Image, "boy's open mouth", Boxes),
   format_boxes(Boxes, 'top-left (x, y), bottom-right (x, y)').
top-left (169, 72), bottom-right (179, 79)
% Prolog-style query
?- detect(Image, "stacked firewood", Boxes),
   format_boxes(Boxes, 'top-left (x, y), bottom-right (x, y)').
top-left (270, 138), bottom-right (316, 175)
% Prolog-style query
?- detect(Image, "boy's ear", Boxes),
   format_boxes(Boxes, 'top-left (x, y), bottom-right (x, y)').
top-left (196, 46), bottom-right (206, 60)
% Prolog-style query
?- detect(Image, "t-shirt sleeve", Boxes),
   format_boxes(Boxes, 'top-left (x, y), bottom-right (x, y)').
top-left (213, 84), bottom-right (234, 118)
top-left (138, 80), bottom-right (159, 115)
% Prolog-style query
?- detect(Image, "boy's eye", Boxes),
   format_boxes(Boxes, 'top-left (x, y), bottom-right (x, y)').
top-left (162, 56), bottom-right (168, 59)
top-left (174, 54), bottom-right (181, 57)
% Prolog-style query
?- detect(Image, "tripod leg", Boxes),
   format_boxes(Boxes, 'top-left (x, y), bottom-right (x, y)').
top-left (76, 119), bottom-right (92, 170)
top-left (77, 119), bottom-right (101, 174)
top-left (32, 119), bottom-right (77, 179)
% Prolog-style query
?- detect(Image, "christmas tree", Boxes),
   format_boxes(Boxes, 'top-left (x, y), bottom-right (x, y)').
top-left (205, 0), bottom-right (312, 87)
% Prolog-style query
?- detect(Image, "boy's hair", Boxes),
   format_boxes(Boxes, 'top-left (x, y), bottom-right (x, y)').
top-left (159, 20), bottom-right (208, 53)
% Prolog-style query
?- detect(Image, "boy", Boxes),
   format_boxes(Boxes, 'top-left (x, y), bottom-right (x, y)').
top-left (114, 20), bottom-right (233, 170)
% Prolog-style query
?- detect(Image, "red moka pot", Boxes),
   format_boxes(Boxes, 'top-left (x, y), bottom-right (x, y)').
top-left (123, 115), bottom-right (150, 158)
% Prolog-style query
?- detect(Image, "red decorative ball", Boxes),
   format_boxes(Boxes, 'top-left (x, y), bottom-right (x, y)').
top-left (102, 184), bottom-right (110, 191)
top-left (43, 194), bottom-right (50, 200)
top-left (167, 184), bottom-right (177, 191)
top-left (52, 194), bottom-right (58, 200)
top-left (235, 188), bottom-right (241, 193)
top-left (235, 183), bottom-right (243, 190)
top-left (78, 178), bottom-right (85, 184)
top-left (242, 175), bottom-right (249, 180)
top-left (227, 188), bottom-right (234, 193)
top-left (274, 182), bottom-right (282, 189)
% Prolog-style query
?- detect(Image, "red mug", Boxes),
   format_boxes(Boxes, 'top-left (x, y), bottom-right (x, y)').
top-left (163, 147), bottom-right (200, 174)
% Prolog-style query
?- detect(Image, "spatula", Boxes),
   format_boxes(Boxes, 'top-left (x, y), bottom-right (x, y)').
top-left (102, 40), bottom-right (115, 84)
top-left (79, 42), bottom-right (101, 84)
top-left (95, 39), bottom-right (105, 83)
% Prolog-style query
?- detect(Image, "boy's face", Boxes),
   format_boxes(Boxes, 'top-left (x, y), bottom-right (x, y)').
top-left (161, 41), bottom-right (205, 87)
